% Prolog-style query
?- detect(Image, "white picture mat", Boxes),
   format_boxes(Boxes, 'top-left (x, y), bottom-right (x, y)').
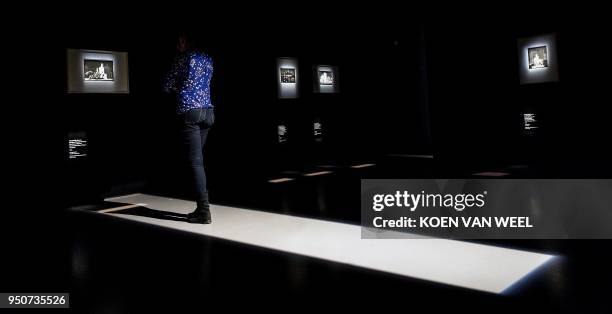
top-left (277, 57), bottom-right (299, 99)
top-left (67, 49), bottom-right (129, 93)
top-left (518, 34), bottom-right (559, 84)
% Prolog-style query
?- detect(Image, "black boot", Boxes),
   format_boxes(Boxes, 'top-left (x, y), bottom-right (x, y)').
top-left (188, 194), bottom-right (211, 224)
top-left (187, 209), bottom-right (211, 224)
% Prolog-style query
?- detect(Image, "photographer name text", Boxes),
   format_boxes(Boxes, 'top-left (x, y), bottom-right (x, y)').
top-left (373, 216), bottom-right (533, 229)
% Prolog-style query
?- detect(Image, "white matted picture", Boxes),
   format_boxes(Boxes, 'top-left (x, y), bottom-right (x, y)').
top-left (280, 68), bottom-right (296, 83)
top-left (277, 57), bottom-right (299, 98)
top-left (517, 33), bottom-right (559, 84)
top-left (314, 65), bottom-right (339, 93)
top-left (318, 70), bottom-right (334, 85)
top-left (528, 46), bottom-right (548, 70)
top-left (84, 59), bottom-right (114, 81)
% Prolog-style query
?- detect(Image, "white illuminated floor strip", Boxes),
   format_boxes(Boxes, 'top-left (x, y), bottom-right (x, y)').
top-left (268, 177), bottom-right (295, 183)
top-left (350, 163), bottom-right (376, 169)
top-left (102, 194), bottom-right (554, 294)
top-left (98, 203), bottom-right (147, 213)
top-left (303, 171), bottom-right (333, 177)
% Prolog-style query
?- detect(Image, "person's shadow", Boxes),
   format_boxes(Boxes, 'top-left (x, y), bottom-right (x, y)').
top-left (103, 202), bottom-right (189, 223)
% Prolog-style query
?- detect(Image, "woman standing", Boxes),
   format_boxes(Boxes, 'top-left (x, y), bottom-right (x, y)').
top-left (164, 32), bottom-right (215, 224)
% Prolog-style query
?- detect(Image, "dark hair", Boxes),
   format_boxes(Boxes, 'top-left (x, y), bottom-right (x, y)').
top-left (176, 30), bottom-right (205, 52)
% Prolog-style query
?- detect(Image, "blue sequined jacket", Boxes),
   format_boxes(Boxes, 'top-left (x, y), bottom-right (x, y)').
top-left (163, 51), bottom-right (214, 114)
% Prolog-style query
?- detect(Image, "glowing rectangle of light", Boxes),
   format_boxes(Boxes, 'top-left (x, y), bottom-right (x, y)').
top-left (303, 171), bottom-right (333, 177)
top-left (98, 203), bottom-right (147, 213)
top-left (268, 177), bottom-right (294, 183)
top-left (351, 163), bottom-right (376, 169)
top-left (101, 194), bottom-right (555, 294)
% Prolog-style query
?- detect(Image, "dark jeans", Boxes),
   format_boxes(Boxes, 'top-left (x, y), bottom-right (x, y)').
top-left (179, 107), bottom-right (215, 206)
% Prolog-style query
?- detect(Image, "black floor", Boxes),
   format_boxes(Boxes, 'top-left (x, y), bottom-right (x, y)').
top-left (5, 156), bottom-right (612, 313)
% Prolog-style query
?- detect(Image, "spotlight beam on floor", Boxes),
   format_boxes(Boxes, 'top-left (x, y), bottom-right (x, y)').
top-left (99, 194), bottom-right (555, 294)
top-left (303, 171), bottom-right (333, 177)
top-left (268, 177), bottom-right (295, 183)
top-left (350, 163), bottom-right (376, 169)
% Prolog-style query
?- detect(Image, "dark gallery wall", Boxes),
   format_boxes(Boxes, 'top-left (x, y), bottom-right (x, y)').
top-left (14, 15), bottom-right (610, 208)
top-left (426, 20), bottom-right (612, 171)
top-left (47, 21), bottom-right (433, 205)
